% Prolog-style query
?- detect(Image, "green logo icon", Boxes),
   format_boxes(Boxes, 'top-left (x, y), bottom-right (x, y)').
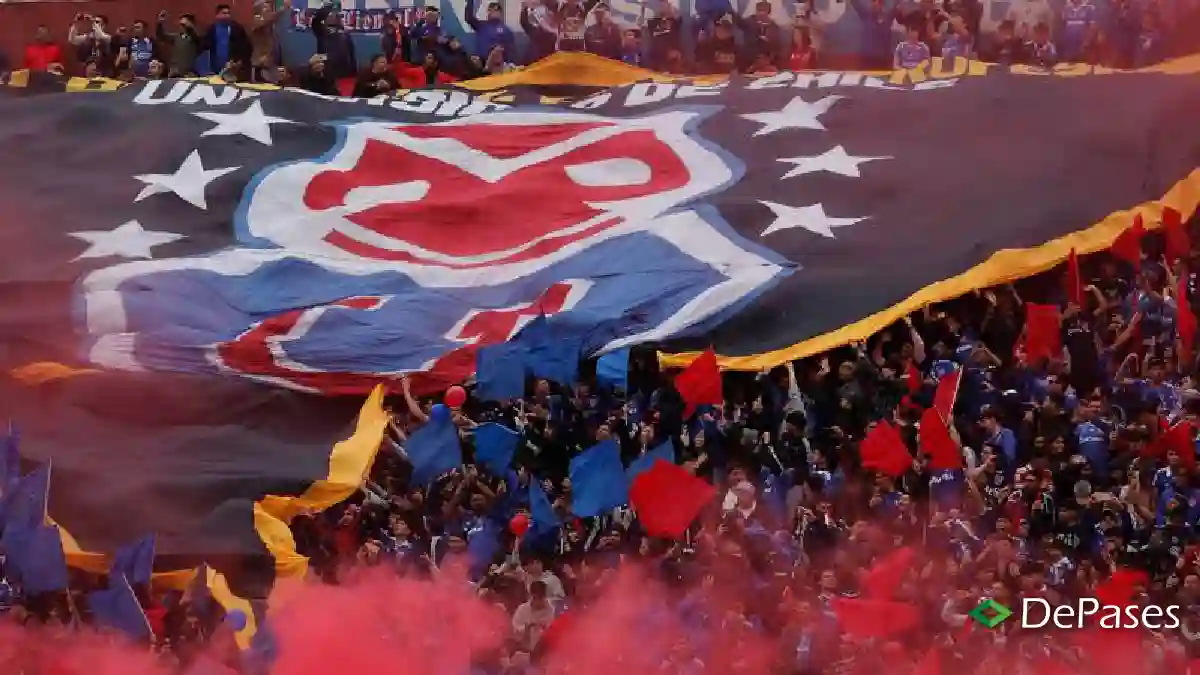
top-left (968, 599), bottom-right (1013, 628)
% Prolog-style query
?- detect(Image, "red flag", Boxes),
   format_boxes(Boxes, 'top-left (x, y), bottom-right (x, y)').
top-left (920, 407), bottom-right (962, 471)
top-left (859, 421), bottom-right (913, 478)
top-left (1179, 271), bottom-right (1197, 363)
top-left (932, 367), bottom-right (961, 422)
top-left (831, 598), bottom-right (919, 638)
top-left (674, 348), bottom-right (722, 418)
top-left (1024, 303), bottom-right (1062, 362)
top-left (629, 460), bottom-right (716, 540)
top-left (905, 362), bottom-right (922, 394)
top-left (1164, 206), bottom-right (1190, 263)
top-left (860, 547), bottom-right (915, 600)
top-left (1110, 213), bottom-right (1145, 269)
top-left (1157, 420), bottom-right (1197, 469)
top-left (1065, 248), bottom-right (1085, 306)
top-left (1094, 567), bottom-right (1149, 608)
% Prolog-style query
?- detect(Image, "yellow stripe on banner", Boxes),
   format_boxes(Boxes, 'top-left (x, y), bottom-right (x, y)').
top-left (65, 77), bottom-right (125, 92)
top-left (258, 383), bottom-right (388, 522)
top-left (207, 567), bottom-right (257, 650)
top-left (10, 362), bottom-right (101, 385)
top-left (7, 69), bottom-right (30, 89)
top-left (254, 502), bottom-right (310, 579)
top-left (10, 378), bottom-right (385, 588)
top-left (659, 170), bottom-right (1200, 371)
top-left (459, 52), bottom-right (1200, 91)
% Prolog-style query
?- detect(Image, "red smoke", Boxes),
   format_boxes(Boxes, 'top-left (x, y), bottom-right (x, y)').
top-left (0, 551), bottom-right (1185, 675)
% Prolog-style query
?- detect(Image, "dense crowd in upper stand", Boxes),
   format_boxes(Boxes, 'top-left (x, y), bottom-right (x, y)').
top-left (9, 0), bottom-right (1200, 87)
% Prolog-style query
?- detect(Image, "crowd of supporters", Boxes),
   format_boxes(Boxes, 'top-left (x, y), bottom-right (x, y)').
top-left (3, 202), bottom-right (1200, 675)
top-left (283, 211), bottom-right (1200, 675)
top-left (9, 0), bottom-right (1200, 85)
top-left (3, 2), bottom-right (1200, 674)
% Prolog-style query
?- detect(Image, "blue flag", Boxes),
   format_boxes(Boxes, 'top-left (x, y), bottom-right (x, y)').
top-left (529, 480), bottom-right (561, 534)
top-left (0, 427), bottom-right (20, 521)
top-left (112, 535), bottom-right (156, 587)
top-left (520, 316), bottom-right (581, 387)
top-left (596, 348), bottom-right (631, 392)
top-left (569, 440), bottom-right (628, 517)
top-left (1, 427), bottom-right (19, 493)
top-left (406, 405), bottom-right (462, 485)
top-left (8, 524), bottom-right (69, 594)
top-left (88, 571), bottom-right (152, 641)
top-left (466, 517), bottom-right (503, 580)
top-left (475, 343), bottom-right (526, 401)
top-left (627, 441), bottom-right (675, 481)
top-left (474, 423), bottom-right (521, 476)
top-left (1, 462), bottom-right (50, 546)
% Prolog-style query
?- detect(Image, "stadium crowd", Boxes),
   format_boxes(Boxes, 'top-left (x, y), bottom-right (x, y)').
top-left (10, 0), bottom-right (1200, 85)
top-left (3, 3), bottom-right (1200, 674)
top-left (2, 205), bottom-right (1200, 675)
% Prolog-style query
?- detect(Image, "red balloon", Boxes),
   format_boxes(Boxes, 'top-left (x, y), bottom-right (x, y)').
top-left (444, 385), bottom-right (467, 408)
top-left (510, 513), bottom-right (530, 538)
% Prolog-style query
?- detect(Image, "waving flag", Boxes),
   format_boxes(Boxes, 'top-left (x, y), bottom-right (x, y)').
top-left (0, 427), bottom-right (19, 502)
top-left (629, 459), bottom-right (714, 540)
top-left (627, 441), bottom-right (675, 480)
top-left (88, 570), bottom-right (153, 641)
top-left (859, 422), bottom-right (912, 478)
top-left (473, 423), bottom-right (521, 476)
top-left (931, 366), bottom-right (961, 423)
top-left (406, 406), bottom-right (463, 485)
top-left (7, 524), bottom-right (70, 594)
top-left (569, 440), bottom-right (628, 517)
top-left (1, 462), bottom-right (50, 540)
top-left (529, 480), bottom-right (562, 535)
top-left (0, 56), bottom-right (1199, 588)
top-left (111, 535), bottom-right (157, 587)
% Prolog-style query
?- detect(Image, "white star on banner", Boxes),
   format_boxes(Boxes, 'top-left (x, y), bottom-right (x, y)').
top-left (778, 145), bottom-right (892, 180)
top-left (759, 201), bottom-right (867, 238)
top-left (69, 219), bottom-right (185, 261)
top-left (193, 100), bottom-right (297, 146)
top-left (740, 95), bottom-right (843, 137)
top-left (134, 150), bottom-right (239, 210)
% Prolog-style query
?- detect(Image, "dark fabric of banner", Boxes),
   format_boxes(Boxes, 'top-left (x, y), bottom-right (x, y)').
top-left (0, 67), bottom-right (1198, 588)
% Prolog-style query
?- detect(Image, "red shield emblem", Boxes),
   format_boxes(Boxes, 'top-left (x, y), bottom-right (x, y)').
top-left (243, 110), bottom-right (736, 272)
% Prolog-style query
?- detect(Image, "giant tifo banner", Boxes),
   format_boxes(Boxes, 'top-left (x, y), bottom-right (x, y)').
top-left (0, 54), bottom-right (1198, 584)
top-left (282, 0), bottom-right (1117, 52)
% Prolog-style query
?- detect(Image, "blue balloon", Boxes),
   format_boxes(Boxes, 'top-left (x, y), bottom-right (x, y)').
top-left (225, 609), bottom-right (247, 631)
top-left (430, 404), bottom-right (450, 423)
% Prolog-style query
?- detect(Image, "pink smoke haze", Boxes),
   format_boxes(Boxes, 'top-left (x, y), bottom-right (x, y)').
top-left (0, 558), bottom-right (1176, 675)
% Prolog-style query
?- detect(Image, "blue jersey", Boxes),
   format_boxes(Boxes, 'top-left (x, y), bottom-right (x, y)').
top-left (895, 41), bottom-right (931, 69)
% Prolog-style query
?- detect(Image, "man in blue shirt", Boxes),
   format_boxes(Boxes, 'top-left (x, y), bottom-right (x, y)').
top-left (466, 0), bottom-right (517, 63)
top-left (981, 407), bottom-right (1017, 479)
top-left (200, 3), bottom-right (250, 78)
top-left (116, 19), bottom-right (156, 77)
top-left (894, 26), bottom-right (931, 69)
top-left (409, 6), bottom-right (445, 65)
top-left (1057, 0), bottom-right (1096, 62)
top-left (1074, 397), bottom-right (1109, 479)
top-left (848, 0), bottom-right (896, 69)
